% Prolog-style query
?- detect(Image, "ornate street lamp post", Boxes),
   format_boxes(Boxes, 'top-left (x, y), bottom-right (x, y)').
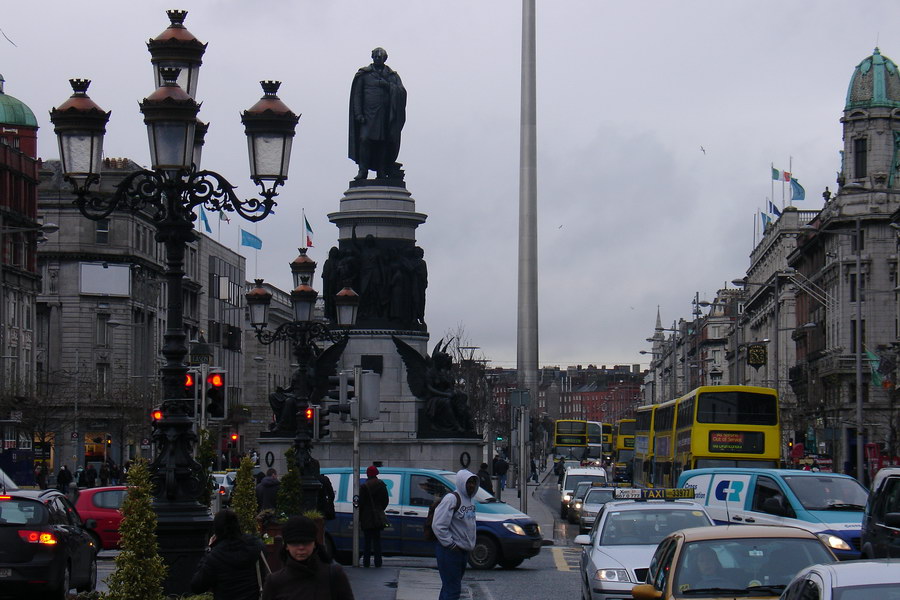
top-left (48, 10), bottom-right (299, 594)
top-left (246, 250), bottom-right (358, 512)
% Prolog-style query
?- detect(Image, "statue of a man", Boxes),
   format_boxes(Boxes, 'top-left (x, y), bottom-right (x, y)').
top-left (349, 47), bottom-right (407, 180)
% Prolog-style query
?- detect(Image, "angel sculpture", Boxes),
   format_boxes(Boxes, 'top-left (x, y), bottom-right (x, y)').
top-left (392, 336), bottom-right (475, 436)
top-left (267, 337), bottom-right (349, 436)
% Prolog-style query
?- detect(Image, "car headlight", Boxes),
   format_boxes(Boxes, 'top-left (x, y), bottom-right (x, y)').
top-left (503, 522), bottom-right (526, 536)
top-left (563, 494), bottom-right (572, 503)
top-left (594, 569), bottom-right (630, 582)
top-left (817, 533), bottom-right (851, 551)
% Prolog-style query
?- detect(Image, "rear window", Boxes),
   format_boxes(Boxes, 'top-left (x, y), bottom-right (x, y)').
top-left (584, 489), bottom-right (615, 505)
top-left (0, 498), bottom-right (47, 525)
top-left (93, 490), bottom-right (127, 509)
top-left (600, 508), bottom-right (712, 546)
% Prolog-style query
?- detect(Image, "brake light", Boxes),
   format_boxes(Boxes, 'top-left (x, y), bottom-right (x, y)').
top-left (18, 530), bottom-right (58, 545)
top-left (218, 487), bottom-right (226, 495)
top-left (0, 496), bottom-right (10, 500)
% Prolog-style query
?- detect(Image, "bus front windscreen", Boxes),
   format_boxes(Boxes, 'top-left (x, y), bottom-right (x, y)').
top-left (696, 391), bottom-right (778, 425)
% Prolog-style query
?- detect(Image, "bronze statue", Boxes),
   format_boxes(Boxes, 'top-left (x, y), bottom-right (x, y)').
top-left (392, 336), bottom-right (475, 437)
top-left (349, 47), bottom-right (407, 181)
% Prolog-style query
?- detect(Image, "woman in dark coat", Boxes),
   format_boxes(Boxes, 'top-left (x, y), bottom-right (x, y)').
top-left (191, 509), bottom-right (267, 600)
top-left (358, 465), bottom-right (389, 568)
top-left (262, 515), bottom-right (354, 600)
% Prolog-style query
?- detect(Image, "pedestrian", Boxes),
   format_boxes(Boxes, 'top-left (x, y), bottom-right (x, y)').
top-left (311, 460), bottom-right (336, 522)
top-left (261, 515), bottom-right (354, 600)
top-left (529, 457), bottom-right (538, 483)
top-left (99, 463), bottom-right (110, 486)
top-left (476, 463), bottom-right (493, 495)
top-left (56, 465), bottom-right (72, 494)
top-left (34, 464), bottom-right (48, 490)
top-left (492, 455), bottom-right (508, 491)
top-left (432, 469), bottom-right (478, 600)
top-left (554, 459), bottom-right (565, 486)
top-left (75, 466), bottom-right (86, 488)
top-left (358, 465), bottom-right (389, 568)
top-left (84, 463), bottom-right (97, 488)
top-left (256, 469), bottom-right (280, 511)
top-left (191, 509), bottom-right (268, 600)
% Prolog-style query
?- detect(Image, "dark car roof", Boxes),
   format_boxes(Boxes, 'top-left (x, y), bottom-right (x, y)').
top-left (3, 489), bottom-right (62, 501)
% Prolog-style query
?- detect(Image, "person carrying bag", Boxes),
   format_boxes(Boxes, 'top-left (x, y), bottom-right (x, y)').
top-left (358, 465), bottom-right (389, 568)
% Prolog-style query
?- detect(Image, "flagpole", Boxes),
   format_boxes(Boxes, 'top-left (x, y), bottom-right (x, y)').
top-left (770, 163), bottom-right (775, 215)
top-left (302, 208), bottom-right (307, 250)
top-left (787, 156), bottom-right (793, 209)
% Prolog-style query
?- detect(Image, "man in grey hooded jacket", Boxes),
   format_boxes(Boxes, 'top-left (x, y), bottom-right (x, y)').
top-left (432, 469), bottom-right (478, 600)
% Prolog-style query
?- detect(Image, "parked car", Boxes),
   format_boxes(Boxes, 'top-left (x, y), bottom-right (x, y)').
top-left (679, 468), bottom-right (868, 559)
top-left (74, 486), bottom-right (127, 550)
top-left (0, 488), bottom-right (98, 598)
top-left (575, 489), bottom-right (714, 600)
top-left (779, 558), bottom-right (900, 600)
top-left (632, 525), bottom-right (837, 600)
top-left (860, 466), bottom-right (900, 558)
top-left (321, 467), bottom-right (543, 570)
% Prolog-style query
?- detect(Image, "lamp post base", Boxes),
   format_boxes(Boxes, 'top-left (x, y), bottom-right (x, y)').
top-left (155, 502), bottom-right (213, 596)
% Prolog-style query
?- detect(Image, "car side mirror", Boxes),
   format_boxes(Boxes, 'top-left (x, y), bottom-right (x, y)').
top-left (631, 583), bottom-right (663, 600)
top-left (762, 496), bottom-right (788, 516)
top-left (574, 534), bottom-right (591, 545)
top-left (884, 512), bottom-right (900, 527)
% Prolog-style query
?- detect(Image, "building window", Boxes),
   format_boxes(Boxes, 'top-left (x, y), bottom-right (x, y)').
top-left (854, 137), bottom-right (867, 179)
top-left (95, 219), bottom-right (110, 244)
top-left (96, 363), bottom-right (110, 396)
top-left (96, 314), bottom-right (111, 346)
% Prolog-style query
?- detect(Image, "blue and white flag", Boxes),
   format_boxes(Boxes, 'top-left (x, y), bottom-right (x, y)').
top-left (768, 200), bottom-right (782, 218)
top-left (761, 212), bottom-right (772, 229)
top-left (790, 178), bottom-right (806, 201)
top-left (198, 206), bottom-right (212, 233)
top-left (240, 228), bottom-right (262, 250)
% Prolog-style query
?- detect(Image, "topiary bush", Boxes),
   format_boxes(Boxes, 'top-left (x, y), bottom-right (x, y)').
top-left (275, 446), bottom-right (302, 519)
top-left (231, 455), bottom-right (259, 535)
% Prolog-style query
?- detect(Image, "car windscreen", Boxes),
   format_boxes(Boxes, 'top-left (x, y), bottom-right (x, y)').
top-left (599, 508), bottom-right (711, 546)
top-left (674, 537), bottom-right (835, 592)
top-left (565, 474), bottom-right (606, 490)
top-left (783, 475), bottom-right (868, 511)
top-left (0, 498), bottom-right (48, 525)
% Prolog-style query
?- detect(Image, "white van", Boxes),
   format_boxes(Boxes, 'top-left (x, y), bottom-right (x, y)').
top-left (559, 466), bottom-right (606, 518)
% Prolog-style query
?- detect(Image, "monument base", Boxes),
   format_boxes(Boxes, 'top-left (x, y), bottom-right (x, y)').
top-left (258, 436), bottom-right (484, 475)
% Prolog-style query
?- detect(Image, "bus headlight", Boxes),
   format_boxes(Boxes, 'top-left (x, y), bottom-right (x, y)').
top-left (503, 522), bottom-right (526, 536)
top-left (594, 569), bottom-right (630, 582)
top-left (817, 533), bottom-right (851, 551)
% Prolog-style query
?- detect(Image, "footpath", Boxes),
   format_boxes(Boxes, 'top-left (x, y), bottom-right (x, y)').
top-left (344, 466), bottom-right (558, 600)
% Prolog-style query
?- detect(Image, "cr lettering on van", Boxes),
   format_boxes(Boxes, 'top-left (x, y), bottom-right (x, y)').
top-left (714, 480), bottom-right (744, 502)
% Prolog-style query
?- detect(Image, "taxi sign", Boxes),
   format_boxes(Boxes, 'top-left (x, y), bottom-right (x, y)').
top-left (613, 488), bottom-right (695, 501)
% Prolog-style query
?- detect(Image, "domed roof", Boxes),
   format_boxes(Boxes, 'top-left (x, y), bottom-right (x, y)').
top-left (845, 48), bottom-right (900, 110)
top-left (0, 74), bottom-right (38, 127)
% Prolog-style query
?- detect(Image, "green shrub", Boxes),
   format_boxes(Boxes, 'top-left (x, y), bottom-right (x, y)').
top-left (275, 446), bottom-right (302, 518)
top-left (231, 456), bottom-right (259, 535)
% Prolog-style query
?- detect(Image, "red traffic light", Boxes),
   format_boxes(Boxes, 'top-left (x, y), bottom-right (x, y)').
top-left (304, 407), bottom-right (314, 421)
top-left (184, 373), bottom-right (195, 387)
top-left (151, 409), bottom-right (164, 421)
top-left (229, 433), bottom-right (239, 441)
top-left (207, 373), bottom-right (224, 388)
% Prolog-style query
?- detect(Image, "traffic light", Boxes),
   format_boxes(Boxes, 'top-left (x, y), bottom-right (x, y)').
top-left (206, 370), bottom-right (226, 420)
top-left (106, 435), bottom-right (112, 446)
top-left (301, 404), bottom-right (315, 438)
top-left (317, 406), bottom-right (330, 439)
top-left (151, 407), bottom-right (164, 422)
top-left (228, 432), bottom-right (239, 448)
top-left (183, 371), bottom-right (197, 399)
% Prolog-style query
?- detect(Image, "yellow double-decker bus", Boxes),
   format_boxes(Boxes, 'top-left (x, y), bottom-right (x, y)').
top-left (613, 418), bottom-right (636, 482)
top-left (671, 385), bottom-right (780, 481)
top-left (554, 419), bottom-right (588, 455)
top-left (652, 399), bottom-right (678, 488)
top-left (632, 405), bottom-right (656, 487)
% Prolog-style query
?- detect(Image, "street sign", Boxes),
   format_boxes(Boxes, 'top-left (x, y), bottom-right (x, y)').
top-left (71, 432), bottom-right (78, 439)
top-left (509, 390), bottom-right (531, 407)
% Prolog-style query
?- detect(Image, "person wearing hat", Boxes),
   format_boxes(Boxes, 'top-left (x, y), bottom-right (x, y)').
top-left (261, 515), bottom-right (354, 600)
top-left (432, 469), bottom-right (478, 600)
top-left (191, 509), bottom-right (267, 600)
top-left (359, 465), bottom-right (389, 568)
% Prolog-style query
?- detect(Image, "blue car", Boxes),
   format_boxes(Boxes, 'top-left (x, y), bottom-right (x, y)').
top-left (321, 467), bottom-right (543, 569)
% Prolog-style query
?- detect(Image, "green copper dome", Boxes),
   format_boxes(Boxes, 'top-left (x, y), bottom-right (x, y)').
top-left (0, 74), bottom-right (38, 127)
top-left (846, 48), bottom-right (900, 110)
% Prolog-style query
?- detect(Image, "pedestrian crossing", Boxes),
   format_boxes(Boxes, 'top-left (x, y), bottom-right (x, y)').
top-left (551, 546), bottom-right (581, 572)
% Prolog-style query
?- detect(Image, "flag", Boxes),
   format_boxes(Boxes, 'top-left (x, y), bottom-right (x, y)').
top-left (240, 228), bottom-right (262, 250)
top-left (304, 215), bottom-right (314, 248)
top-left (768, 200), bottom-right (782, 218)
top-left (761, 212), bottom-right (771, 229)
top-left (866, 350), bottom-right (883, 387)
top-left (219, 212), bottom-right (231, 224)
top-left (198, 206), bottom-right (212, 233)
top-left (790, 178), bottom-right (805, 201)
top-left (772, 168), bottom-right (791, 182)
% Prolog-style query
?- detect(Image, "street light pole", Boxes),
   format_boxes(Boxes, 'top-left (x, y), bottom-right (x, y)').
top-left (854, 217), bottom-right (864, 483)
top-left (49, 10), bottom-right (299, 594)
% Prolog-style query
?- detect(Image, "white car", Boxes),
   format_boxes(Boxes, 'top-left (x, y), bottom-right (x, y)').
top-left (578, 487), bottom-right (618, 534)
top-left (779, 559), bottom-right (900, 600)
top-left (576, 490), bottom-right (714, 600)
top-left (560, 467), bottom-right (607, 518)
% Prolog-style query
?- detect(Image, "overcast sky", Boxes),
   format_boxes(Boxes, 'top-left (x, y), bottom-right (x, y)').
top-left (2, 1), bottom-right (896, 370)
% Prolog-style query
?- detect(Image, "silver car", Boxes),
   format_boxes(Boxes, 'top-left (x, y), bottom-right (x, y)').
top-left (578, 487), bottom-right (617, 534)
top-left (576, 498), bottom-right (714, 600)
top-left (779, 559), bottom-right (900, 600)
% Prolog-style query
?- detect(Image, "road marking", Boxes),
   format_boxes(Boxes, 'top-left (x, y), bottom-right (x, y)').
top-left (552, 547), bottom-right (570, 571)
top-left (552, 546), bottom-right (581, 572)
